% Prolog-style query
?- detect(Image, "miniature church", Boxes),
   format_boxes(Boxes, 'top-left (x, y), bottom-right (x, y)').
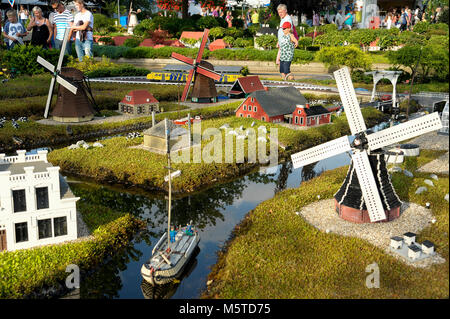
top-left (119, 90), bottom-right (160, 115)
top-left (0, 150), bottom-right (79, 252)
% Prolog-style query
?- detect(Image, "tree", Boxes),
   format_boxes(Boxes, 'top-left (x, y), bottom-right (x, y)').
top-left (317, 46), bottom-right (372, 73)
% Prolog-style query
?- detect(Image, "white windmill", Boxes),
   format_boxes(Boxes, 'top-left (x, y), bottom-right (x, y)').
top-left (36, 29), bottom-right (78, 119)
top-left (291, 67), bottom-right (443, 224)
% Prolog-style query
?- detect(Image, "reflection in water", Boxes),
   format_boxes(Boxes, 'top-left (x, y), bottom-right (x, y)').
top-left (140, 247), bottom-right (200, 299)
top-left (275, 161), bottom-right (293, 194)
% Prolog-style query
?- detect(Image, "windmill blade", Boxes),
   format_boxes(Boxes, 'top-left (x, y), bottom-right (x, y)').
top-left (171, 52), bottom-right (194, 66)
top-left (181, 69), bottom-right (195, 102)
top-left (56, 28), bottom-right (71, 71)
top-left (56, 75), bottom-right (78, 95)
top-left (195, 29), bottom-right (210, 64)
top-left (351, 151), bottom-right (387, 222)
top-left (334, 67), bottom-right (367, 135)
top-left (367, 112), bottom-right (442, 151)
top-left (37, 56), bottom-right (55, 73)
top-left (291, 136), bottom-right (351, 169)
top-left (44, 77), bottom-right (57, 118)
top-left (196, 65), bottom-right (222, 81)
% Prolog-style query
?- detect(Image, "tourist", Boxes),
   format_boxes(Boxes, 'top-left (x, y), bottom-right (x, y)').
top-left (2, 10), bottom-right (27, 50)
top-left (212, 6), bottom-right (219, 18)
top-left (19, 5), bottom-right (29, 25)
top-left (399, 8), bottom-right (409, 31)
top-left (335, 10), bottom-right (344, 30)
top-left (27, 7), bottom-right (52, 49)
top-left (312, 11), bottom-right (320, 26)
top-left (432, 7), bottom-right (442, 23)
top-left (70, 0), bottom-right (94, 62)
top-left (276, 21), bottom-right (298, 81)
top-left (385, 12), bottom-right (393, 30)
top-left (51, 0), bottom-right (73, 54)
top-left (246, 10), bottom-right (252, 27)
top-left (225, 11), bottom-right (233, 28)
top-left (343, 10), bottom-right (354, 30)
top-left (251, 9), bottom-right (259, 25)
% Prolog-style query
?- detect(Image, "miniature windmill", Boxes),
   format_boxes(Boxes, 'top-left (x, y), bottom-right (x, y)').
top-left (37, 29), bottom-right (95, 123)
top-left (291, 67), bottom-right (442, 224)
top-left (171, 29), bottom-right (221, 103)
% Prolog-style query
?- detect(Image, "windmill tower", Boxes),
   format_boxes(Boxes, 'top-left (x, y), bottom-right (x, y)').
top-left (171, 29), bottom-right (221, 103)
top-left (37, 29), bottom-right (95, 123)
top-left (291, 67), bottom-right (443, 224)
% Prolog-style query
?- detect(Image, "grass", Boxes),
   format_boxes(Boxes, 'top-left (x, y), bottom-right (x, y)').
top-left (47, 108), bottom-right (385, 194)
top-left (202, 150), bottom-right (449, 299)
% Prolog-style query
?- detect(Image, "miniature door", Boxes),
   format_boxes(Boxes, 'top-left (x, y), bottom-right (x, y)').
top-left (0, 229), bottom-right (6, 251)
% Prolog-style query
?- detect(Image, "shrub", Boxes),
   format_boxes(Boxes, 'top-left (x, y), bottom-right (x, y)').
top-left (97, 36), bottom-right (114, 45)
top-left (209, 27), bottom-right (225, 40)
top-left (225, 27), bottom-right (245, 38)
top-left (92, 45), bottom-right (131, 59)
top-left (123, 37), bottom-right (142, 48)
top-left (3, 45), bottom-right (64, 75)
top-left (412, 21), bottom-right (430, 34)
top-left (223, 36), bottom-right (235, 46)
top-left (255, 34), bottom-right (278, 50)
top-left (317, 46), bottom-right (372, 72)
top-left (93, 13), bottom-right (115, 33)
top-left (234, 38), bottom-right (253, 48)
top-left (298, 37), bottom-right (313, 50)
top-left (348, 29), bottom-right (378, 50)
top-left (196, 16), bottom-right (220, 29)
top-left (132, 19), bottom-right (154, 37)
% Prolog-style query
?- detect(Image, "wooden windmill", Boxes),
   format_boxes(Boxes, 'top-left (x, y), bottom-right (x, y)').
top-left (171, 29), bottom-right (221, 103)
top-left (291, 67), bottom-right (443, 224)
top-left (37, 29), bottom-right (95, 123)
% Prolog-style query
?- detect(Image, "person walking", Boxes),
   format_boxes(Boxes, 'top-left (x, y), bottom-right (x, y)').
top-left (276, 4), bottom-right (294, 68)
top-left (276, 21), bottom-right (298, 81)
top-left (19, 5), bottom-right (29, 26)
top-left (399, 8), bottom-right (409, 31)
top-left (251, 9), bottom-right (259, 25)
top-left (27, 7), bottom-right (52, 49)
top-left (70, 0), bottom-right (94, 62)
top-left (343, 10), bottom-right (354, 30)
top-left (225, 11), bottom-right (233, 28)
top-left (51, 0), bottom-right (73, 54)
top-left (2, 10), bottom-right (27, 50)
top-left (335, 9), bottom-right (344, 30)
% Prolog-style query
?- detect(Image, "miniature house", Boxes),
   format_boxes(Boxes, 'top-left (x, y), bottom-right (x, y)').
top-left (142, 120), bottom-right (190, 154)
top-left (228, 76), bottom-right (266, 99)
top-left (403, 232), bottom-right (416, 246)
top-left (407, 244), bottom-right (422, 261)
top-left (421, 240), bottom-right (435, 255)
top-left (390, 236), bottom-right (403, 250)
top-left (0, 150), bottom-right (79, 252)
top-left (235, 87), bottom-right (331, 127)
top-left (119, 90), bottom-right (160, 115)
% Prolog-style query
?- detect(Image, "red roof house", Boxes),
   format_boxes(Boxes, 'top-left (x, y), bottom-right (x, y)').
top-left (179, 31), bottom-right (204, 41)
top-left (119, 90), bottom-right (160, 115)
top-left (228, 76), bottom-right (266, 98)
top-left (209, 39), bottom-right (228, 51)
top-left (235, 87), bottom-right (331, 127)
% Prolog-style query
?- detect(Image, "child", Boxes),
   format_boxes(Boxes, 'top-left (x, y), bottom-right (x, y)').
top-left (226, 11), bottom-right (233, 28)
top-left (276, 21), bottom-right (298, 81)
top-left (2, 10), bottom-right (27, 49)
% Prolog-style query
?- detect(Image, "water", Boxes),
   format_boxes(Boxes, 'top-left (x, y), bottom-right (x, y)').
top-left (68, 152), bottom-right (351, 299)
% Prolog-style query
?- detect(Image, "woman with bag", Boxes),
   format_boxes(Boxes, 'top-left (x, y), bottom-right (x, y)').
top-left (70, 0), bottom-right (94, 61)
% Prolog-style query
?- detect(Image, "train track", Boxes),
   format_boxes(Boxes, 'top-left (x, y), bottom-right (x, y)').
top-left (88, 76), bottom-right (339, 93)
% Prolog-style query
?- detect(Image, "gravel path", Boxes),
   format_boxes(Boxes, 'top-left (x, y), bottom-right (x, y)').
top-left (408, 132), bottom-right (449, 151)
top-left (418, 152), bottom-right (449, 175)
top-left (298, 199), bottom-right (445, 269)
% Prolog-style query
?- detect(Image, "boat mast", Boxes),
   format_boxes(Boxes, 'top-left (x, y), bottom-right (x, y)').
top-left (165, 118), bottom-right (172, 250)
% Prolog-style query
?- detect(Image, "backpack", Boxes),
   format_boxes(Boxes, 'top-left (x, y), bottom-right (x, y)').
top-left (401, 12), bottom-right (407, 24)
top-left (292, 24), bottom-right (299, 40)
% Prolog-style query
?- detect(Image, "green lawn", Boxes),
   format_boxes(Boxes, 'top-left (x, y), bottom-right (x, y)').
top-left (203, 150), bottom-right (449, 299)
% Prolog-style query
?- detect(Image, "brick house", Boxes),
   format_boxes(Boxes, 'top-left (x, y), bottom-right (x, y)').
top-left (118, 90), bottom-right (160, 115)
top-left (228, 76), bottom-right (266, 99)
top-left (0, 150), bottom-right (79, 252)
top-left (235, 87), bottom-right (331, 126)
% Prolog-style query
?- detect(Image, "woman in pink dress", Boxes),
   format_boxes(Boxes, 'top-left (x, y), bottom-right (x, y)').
top-left (226, 11), bottom-right (233, 27)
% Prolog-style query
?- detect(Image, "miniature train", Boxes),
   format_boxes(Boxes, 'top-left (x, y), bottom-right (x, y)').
top-left (146, 71), bottom-right (241, 84)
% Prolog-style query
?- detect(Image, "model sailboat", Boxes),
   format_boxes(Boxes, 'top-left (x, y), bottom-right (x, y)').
top-left (141, 119), bottom-right (200, 285)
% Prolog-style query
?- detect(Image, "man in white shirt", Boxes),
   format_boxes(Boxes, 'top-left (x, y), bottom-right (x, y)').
top-left (276, 4), bottom-right (294, 66)
top-left (335, 10), bottom-right (344, 30)
top-left (70, 0), bottom-right (94, 61)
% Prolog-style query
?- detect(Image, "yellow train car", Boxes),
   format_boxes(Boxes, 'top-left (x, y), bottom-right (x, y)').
top-left (146, 71), bottom-right (241, 84)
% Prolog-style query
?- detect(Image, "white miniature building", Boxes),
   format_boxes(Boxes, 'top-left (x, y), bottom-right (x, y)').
top-left (403, 232), bottom-right (416, 246)
top-left (421, 240), bottom-right (435, 255)
top-left (0, 150), bottom-right (79, 252)
top-left (390, 236), bottom-right (403, 250)
top-left (407, 245), bottom-right (422, 261)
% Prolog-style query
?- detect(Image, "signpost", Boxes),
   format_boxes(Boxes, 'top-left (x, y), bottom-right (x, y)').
top-left (8, 0), bottom-right (15, 7)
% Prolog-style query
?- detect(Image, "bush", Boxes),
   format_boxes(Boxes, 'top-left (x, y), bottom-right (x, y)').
top-left (123, 37), bottom-right (142, 48)
top-left (196, 16), bottom-right (220, 29)
top-left (234, 38), bottom-right (253, 48)
top-left (3, 45), bottom-right (64, 76)
top-left (92, 45), bottom-right (131, 59)
top-left (225, 27), bottom-right (245, 38)
top-left (223, 36), bottom-right (235, 46)
top-left (97, 36), bottom-right (114, 45)
top-left (93, 13), bottom-right (115, 33)
top-left (298, 37), bottom-right (313, 50)
top-left (317, 46), bottom-right (372, 72)
top-left (132, 19), bottom-right (154, 37)
top-left (348, 29), bottom-right (378, 50)
top-left (412, 21), bottom-right (430, 34)
top-left (255, 34), bottom-right (278, 50)
top-left (209, 27), bottom-right (226, 40)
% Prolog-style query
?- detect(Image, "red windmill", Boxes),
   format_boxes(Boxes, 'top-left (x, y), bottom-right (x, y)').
top-left (171, 29), bottom-right (222, 103)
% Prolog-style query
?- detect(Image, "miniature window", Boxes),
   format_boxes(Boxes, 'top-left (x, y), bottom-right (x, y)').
top-left (247, 114), bottom-right (251, 118)
top-left (251, 97), bottom-right (254, 102)
top-left (300, 117), bottom-right (304, 125)
top-left (126, 96), bottom-right (132, 102)
top-left (243, 105), bottom-right (247, 111)
top-left (249, 106), bottom-right (252, 111)
top-left (54, 217), bottom-right (67, 237)
top-left (240, 114), bottom-right (243, 117)
top-left (15, 222), bottom-right (28, 243)
top-left (36, 187), bottom-right (49, 210)
top-left (38, 219), bottom-right (52, 239)
top-left (295, 116), bottom-right (298, 124)
top-left (13, 189), bottom-right (26, 213)
top-left (137, 106), bottom-right (142, 114)
top-left (262, 116), bottom-right (266, 121)
top-left (254, 106), bottom-right (257, 112)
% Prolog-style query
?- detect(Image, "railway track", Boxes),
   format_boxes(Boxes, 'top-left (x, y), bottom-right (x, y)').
top-left (88, 76), bottom-right (340, 93)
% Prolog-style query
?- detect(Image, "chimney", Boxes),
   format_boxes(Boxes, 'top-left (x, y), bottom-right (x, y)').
top-left (305, 103), bottom-right (310, 109)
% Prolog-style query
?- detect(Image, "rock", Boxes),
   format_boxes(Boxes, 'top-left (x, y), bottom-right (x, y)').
top-left (251, 121), bottom-right (255, 127)
top-left (93, 142), bottom-right (104, 148)
top-left (82, 143), bottom-right (91, 150)
top-left (76, 140), bottom-right (86, 146)
top-left (389, 166), bottom-right (403, 173)
top-left (424, 179), bottom-right (435, 187)
top-left (325, 229), bottom-right (331, 234)
top-left (430, 174), bottom-right (438, 180)
top-left (415, 186), bottom-right (428, 194)
top-left (445, 194), bottom-right (449, 202)
top-left (68, 144), bottom-right (79, 150)
top-left (403, 170), bottom-right (414, 177)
